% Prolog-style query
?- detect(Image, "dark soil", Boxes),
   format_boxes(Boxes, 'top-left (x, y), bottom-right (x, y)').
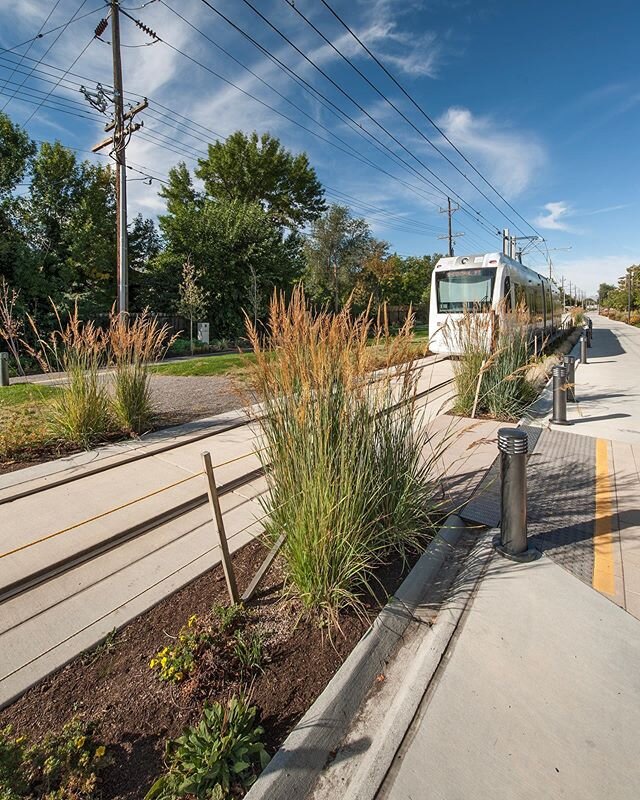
top-left (0, 539), bottom-right (421, 799)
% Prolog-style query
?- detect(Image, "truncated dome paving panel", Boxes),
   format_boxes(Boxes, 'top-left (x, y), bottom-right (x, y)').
top-left (462, 426), bottom-right (596, 585)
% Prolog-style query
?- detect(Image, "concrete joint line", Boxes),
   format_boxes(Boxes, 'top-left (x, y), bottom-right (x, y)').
top-left (244, 514), bottom-right (468, 800)
top-left (341, 532), bottom-right (495, 800)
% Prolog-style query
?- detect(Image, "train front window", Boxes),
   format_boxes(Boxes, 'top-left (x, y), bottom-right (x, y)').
top-left (436, 268), bottom-right (496, 313)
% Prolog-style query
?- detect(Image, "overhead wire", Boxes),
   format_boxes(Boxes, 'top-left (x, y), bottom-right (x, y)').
top-left (236, 0), bottom-right (502, 239)
top-left (0, 3), bottom-right (106, 56)
top-left (2, 0), bottom-right (94, 112)
top-left (282, 0), bottom-right (539, 245)
top-left (0, 0), bottom-right (63, 94)
top-left (316, 0), bottom-right (547, 247)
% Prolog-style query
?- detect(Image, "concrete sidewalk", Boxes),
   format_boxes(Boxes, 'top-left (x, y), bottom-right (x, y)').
top-left (375, 315), bottom-right (640, 799)
top-left (379, 550), bottom-right (640, 800)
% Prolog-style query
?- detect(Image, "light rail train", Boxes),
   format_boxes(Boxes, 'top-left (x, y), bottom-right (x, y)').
top-left (428, 252), bottom-right (563, 355)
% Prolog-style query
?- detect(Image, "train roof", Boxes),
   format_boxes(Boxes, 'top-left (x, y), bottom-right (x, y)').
top-left (434, 252), bottom-right (550, 285)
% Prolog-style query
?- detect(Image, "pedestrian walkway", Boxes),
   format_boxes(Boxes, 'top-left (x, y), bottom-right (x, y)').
top-left (377, 314), bottom-right (640, 799)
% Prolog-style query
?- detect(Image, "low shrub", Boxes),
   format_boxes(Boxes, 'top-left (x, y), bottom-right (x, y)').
top-left (232, 630), bottom-right (265, 673)
top-left (145, 696), bottom-right (270, 800)
top-left (447, 304), bottom-right (537, 421)
top-left (0, 719), bottom-right (108, 799)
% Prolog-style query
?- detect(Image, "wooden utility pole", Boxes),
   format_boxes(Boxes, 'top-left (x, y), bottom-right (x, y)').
top-left (438, 197), bottom-right (462, 257)
top-left (82, 2), bottom-right (147, 315)
top-left (111, 0), bottom-right (128, 315)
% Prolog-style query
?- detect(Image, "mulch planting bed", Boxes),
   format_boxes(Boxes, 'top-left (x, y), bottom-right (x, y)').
top-left (0, 538), bottom-right (422, 799)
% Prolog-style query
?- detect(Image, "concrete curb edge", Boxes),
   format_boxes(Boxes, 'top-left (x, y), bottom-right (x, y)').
top-left (244, 513), bottom-right (469, 800)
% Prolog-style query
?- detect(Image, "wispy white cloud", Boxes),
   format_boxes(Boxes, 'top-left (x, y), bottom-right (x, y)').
top-left (579, 203), bottom-right (630, 217)
top-left (436, 107), bottom-right (546, 197)
top-left (535, 201), bottom-right (572, 231)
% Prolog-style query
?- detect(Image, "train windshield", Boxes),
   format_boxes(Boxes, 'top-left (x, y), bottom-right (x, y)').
top-left (436, 267), bottom-right (496, 313)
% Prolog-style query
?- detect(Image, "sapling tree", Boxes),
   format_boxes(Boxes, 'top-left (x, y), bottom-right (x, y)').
top-left (177, 257), bottom-right (208, 355)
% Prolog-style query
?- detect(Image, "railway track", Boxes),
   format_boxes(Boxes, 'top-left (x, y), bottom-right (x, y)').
top-left (0, 357), bottom-right (456, 706)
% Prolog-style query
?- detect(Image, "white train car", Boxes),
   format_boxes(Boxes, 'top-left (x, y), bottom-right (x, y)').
top-left (428, 252), bottom-right (562, 355)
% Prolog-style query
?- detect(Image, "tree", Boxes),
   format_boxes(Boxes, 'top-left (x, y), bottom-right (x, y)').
top-left (146, 199), bottom-right (305, 336)
top-left (177, 257), bottom-right (209, 354)
top-left (304, 204), bottom-right (371, 311)
top-left (195, 131), bottom-right (325, 229)
top-left (0, 112), bottom-right (35, 196)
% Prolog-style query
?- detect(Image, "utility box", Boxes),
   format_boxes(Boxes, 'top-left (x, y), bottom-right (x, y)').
top-left (197, 322), bottom-right (210, 345)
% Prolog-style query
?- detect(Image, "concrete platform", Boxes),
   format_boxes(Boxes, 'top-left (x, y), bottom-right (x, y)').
top-left (379, 552), bottom-right (640, 800)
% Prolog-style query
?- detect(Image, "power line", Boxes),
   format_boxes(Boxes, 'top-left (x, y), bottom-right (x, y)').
top-left (237, 0), bottom-right (502, 239)
top-left (0, 3), bottom-right (105, 56)
top-left (0, 0), bottom-right (63, 95)
top-left (187, 0), bottom-right (447, 205)
top-left (313, 0), bottom-right (548, 250)
top-left (2, 0), bottom-right (94, 112)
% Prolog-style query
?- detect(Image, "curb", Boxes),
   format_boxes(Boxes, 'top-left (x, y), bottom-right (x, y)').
top-left (340, 532), bottom-right (494, 800)
top-left (244, 513), bottom-right (469, 800)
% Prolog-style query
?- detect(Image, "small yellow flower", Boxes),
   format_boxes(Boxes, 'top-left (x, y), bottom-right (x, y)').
top-left (187, 614), bottom-right (197, 628)
top-left (149, 659), bottom-right (157, 668)
top-left (75, 736), bottom-right (86, 749)
top-left (95, 745), bottom-right (106, 759)
top-left (175, 672), bottom-right (184, 681)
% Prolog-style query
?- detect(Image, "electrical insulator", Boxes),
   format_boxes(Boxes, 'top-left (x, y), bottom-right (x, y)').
top-left (94, 18), bottom-right (109, 38)
top-left (134, 18), bottom-right (159, 40)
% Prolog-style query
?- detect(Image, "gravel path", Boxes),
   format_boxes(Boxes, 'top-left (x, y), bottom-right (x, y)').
top-left (149, 374), bottom-right (247, 426)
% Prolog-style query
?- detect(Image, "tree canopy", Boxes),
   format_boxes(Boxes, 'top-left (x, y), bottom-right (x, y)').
top-left (195, 131), bottom-right (325, 229)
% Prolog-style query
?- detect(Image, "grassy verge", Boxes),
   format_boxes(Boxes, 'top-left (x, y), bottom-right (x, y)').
top-left (0, 383), bottom-right (62, 462)
top-left (150, 352), bottom-right (257, 378)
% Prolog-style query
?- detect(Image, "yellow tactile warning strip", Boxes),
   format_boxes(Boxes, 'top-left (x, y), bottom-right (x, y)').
top-left (593, 439), bottom-right (616, 595)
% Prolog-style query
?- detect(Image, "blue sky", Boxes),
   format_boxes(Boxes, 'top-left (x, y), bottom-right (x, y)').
top-left (0, 0), bottom-right (638, 296)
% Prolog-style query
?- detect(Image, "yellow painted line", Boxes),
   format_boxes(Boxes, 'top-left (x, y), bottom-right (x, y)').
top-left (593, 439), bottom-right (615, 594)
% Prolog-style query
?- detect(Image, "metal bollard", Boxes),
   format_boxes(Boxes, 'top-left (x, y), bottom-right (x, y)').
top-left (494, 428), bottom-right (538, 562)
top-left (584, 324), bottom-right (591, 348)
top-left (550, 364), bottom-right (571, 425)
top-left (563, 355), bottom-right (576, 402)
top-left (0, 352), bottom-right (9, 387)
top-left (580, 334), bottom-right (588, 364)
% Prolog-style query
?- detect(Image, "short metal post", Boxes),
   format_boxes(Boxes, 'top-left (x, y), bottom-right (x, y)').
top-left (551, 364), bottom-right (570, 425)
top-left (588, 317), bottom-right (593, 335)
top-left (0, 353), bottom-right (9, 387)
top-left (563, 355), bottom-right (576, 402)
top-left (202, 450), bottom-right (239, 604)
top-left (580, 334), bottom-right (588, 364)
top-left (494, 428), bottom-right (538, 562)
top-left (584, 324), bottom-right (591, 348)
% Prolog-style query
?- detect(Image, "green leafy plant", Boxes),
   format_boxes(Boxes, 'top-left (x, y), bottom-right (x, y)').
top-left (149, 615), bottom-right (210, 683)
top-left (0, 720), bottom-right (108, 799)
top-left (145, 696), bottom-right (270, 800)
top-left (232, 630), bottom-right (265, 673)
top-left (212, 603), bottom-right (246, 633)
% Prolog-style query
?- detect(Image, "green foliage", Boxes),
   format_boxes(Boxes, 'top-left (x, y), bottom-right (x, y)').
top-left (304, 204), bottom-right (371, 311)
top-left (232, 630), bottom-right (265, 673)
top-left (247, 289), bottom-right (438, 623)
top-left (212, 603), bottom-right (246, 633)
top-left (152, 198), bottom-right (304, 336)
top-left (449, 306), bottom-right (537, 421)
top-left (149, 614), bottom-right (210, 684)
top-left (145, 697), bottom-right (270, 800)
top-left (0, 112), bottom-right (35, 196)
top-left (195, 130), bottom-right (325, 229)
top-left (0, 720), bottom-right (108, 799)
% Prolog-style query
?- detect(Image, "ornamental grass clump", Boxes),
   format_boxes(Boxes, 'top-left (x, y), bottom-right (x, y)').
top-left (245, 288), bottom-right (438, 624)
top-left (108, 310), bottom-right (173, 434)
top-left (446, 303), bottom-right (537, 421)
top-left (26, 305), bottom-right (111, 448)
